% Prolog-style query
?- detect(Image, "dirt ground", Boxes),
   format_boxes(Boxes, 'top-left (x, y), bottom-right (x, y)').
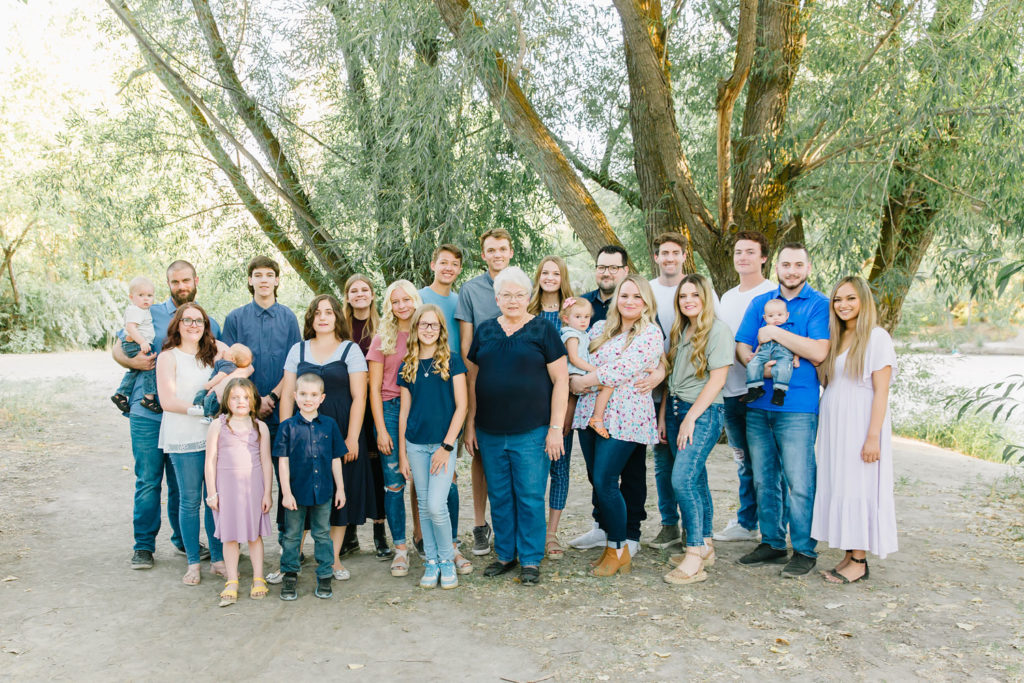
top-left (1, 351), bottom-right (1022, 681)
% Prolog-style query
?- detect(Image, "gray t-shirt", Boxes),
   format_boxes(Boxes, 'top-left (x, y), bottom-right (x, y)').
top-left (667, 319), bottom-right (735, 404)
top-left (454, 272), bottom-right (500, 327)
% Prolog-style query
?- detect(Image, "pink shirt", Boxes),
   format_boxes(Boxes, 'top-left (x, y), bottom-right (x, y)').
top-left (572, 321), bottom-right (663, 445)
top-left (366, 331), bottom-right (409, 401)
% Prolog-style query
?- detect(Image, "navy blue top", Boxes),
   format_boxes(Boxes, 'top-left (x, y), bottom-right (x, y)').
top-left (467, 316), bottom-right (566, 435)
top-left (120, 298), bottom-right (221, 422)
top-left (581, 289), bottom-right (612, 328)
top-left (397, 356), bottom-right (467, 444)
top-left (222, 300), bottom-right (301, 427)
top-left (273, 413), bottom-right (345, 506)
top-left (735, 284), bottom-right (830, 414)
top-left (537, 310), bottom-right (561, 330)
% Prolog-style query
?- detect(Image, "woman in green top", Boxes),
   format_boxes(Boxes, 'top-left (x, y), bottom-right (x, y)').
top-left (658, 274), bottom-right (735, 586)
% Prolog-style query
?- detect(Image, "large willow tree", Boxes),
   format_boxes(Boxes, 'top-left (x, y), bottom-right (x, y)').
top-left (98, 0), bottom-right (1024, 327)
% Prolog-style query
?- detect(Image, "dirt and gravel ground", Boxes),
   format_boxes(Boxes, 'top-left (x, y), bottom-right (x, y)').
top-left (1, 351), bottom-right (1022, 681)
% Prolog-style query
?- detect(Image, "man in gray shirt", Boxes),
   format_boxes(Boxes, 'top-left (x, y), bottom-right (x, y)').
top-left (455, 228), bottom-right (514, 557)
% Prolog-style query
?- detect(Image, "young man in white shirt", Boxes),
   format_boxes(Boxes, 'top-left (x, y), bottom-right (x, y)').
top-left (714, 231), bottom-right (778, 542)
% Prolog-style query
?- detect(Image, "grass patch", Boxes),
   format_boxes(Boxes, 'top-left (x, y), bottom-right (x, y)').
top-left (0, 381), bottom-right (79, 439)
top-left (894, 414), bottom-right (1010, 462)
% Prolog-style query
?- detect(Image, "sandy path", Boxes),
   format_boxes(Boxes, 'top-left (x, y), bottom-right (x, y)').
top-left (0, 351), bottom-right (1022, 681)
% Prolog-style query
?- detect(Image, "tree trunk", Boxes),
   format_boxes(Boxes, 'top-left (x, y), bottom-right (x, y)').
top-left (732, 0), bottom-right (813, 256)
top-left (612, 0), bottom-right (731, 285)
top-left (621, 0), bottom-right (692, 274)
top-left (867, 0), bottom-right (969, 331)
top-left (113, 2), bottom-right (338, 296)
top-left (434, 0), bottom-right (631, 267)
top-left (191, 0), bottom-right (353, 287)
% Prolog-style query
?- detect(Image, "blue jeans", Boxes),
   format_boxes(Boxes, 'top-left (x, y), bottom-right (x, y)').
top-left (666, 398), bottom-right (724, 546)
top-left (746, 408), bottom-right (818, 557)
top-left (476, 426), bottom-right (548, 566)
top-left (407, 442), bottom-right (456, 563)
top-left (723, 396), bottom-right (757, 531)
top-left (578, 428), bottom-right (647, 545)
top-left (130, 415), bottom-right (182, 552)
top-left (117, 340), bottom-right (157, 397)
top-left (168, 450), bottom-right (223, 564)
top-left (281, 501), bottom-right (333, 578)
top-left (746, 341), bottom-right (794, 391)
top-left (548, 430), bottom-right (574, 511)
top-left (652, 399), bottom-right (680, 526)
top-left (378, 398), bottom-right (407, 545)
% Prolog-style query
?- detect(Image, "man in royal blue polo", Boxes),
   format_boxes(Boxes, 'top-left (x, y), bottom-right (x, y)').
top-left (735, 243), bottom-right (829, 578)
top-left (113, 260), bottom-right (221, 569)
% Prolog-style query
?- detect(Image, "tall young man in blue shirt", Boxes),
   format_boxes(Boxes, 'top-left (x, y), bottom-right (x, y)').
top-left (735, 243), bottom-right (830, 578)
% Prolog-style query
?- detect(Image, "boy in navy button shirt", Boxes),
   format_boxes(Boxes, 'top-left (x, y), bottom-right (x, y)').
top-left (274, 373), bottom-right (346, 600)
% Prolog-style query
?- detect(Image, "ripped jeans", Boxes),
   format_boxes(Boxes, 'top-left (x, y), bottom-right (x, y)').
top-left (379, 397), bottom-right (407, 546)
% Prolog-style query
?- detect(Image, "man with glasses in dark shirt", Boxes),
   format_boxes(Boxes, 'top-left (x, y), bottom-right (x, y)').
top-left (580, 245), bottom-right (630, 327)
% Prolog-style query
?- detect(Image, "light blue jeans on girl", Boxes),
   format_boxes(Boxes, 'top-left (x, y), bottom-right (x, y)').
top-left (406, 442), bottom-right (456, 563)
top-left (665, 397), bottom-right (725, 547)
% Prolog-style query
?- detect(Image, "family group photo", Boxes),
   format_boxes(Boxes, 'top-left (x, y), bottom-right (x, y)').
top-left (2, 0), bottom-right (1023, 680)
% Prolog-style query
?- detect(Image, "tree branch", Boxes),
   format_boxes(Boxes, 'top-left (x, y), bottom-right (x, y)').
top-left (715, 0), bottom-right (757, 228)
top-left (551, 132), bottom-right (641, 209)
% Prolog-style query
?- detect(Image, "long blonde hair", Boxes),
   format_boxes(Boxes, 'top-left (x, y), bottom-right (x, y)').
top-left (399, 304), bottom-right (452, 383)
top-left (589, 275), bottom-right (658, 353)
top-left (377, 279), bottom-right (423, 356)
top-left (343, 273), bottom-right (379, 344)
top-left (822, 276), bottom-right (878, 388)
top-left (528, 256), bottom-right (574, 316)
top-left (667, 274), bottom-right (717, 379)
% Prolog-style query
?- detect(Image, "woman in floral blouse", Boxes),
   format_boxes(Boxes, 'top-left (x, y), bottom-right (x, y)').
top-left (572, 275), bottom-right (663, 577)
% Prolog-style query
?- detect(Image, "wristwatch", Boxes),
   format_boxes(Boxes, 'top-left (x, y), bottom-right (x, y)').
top-left (269, 391), bottom-right (280, 403)
top-left (441, 442), bottom-right (455, 452)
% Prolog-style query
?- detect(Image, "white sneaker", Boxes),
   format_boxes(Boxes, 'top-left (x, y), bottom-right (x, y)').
top-left (713, 518), bottom-right (760, 542)
top-left (626, 539), bottom-right (640, 557)
top-left (266, 569), bottom-right (284, 584)
top-left (186, 405), bottom-right (205, 417)
top-left (569, 523), bottom-right (607, 549)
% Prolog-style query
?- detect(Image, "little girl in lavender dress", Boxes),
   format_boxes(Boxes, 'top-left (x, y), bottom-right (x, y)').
top-left (204, 378), bottom-right (273, 606)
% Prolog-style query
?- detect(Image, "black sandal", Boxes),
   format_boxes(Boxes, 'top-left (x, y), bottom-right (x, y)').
top-left (824, 556), bottom-right (869, 584)
top-left (140, 396), bottom-right (163, 413)
top-left (111, 394), bottom-right (130, 413)
top-left (519, 565), bottom-right (540, 585)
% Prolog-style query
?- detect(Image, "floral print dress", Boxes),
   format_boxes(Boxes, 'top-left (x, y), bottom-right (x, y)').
top-left (572, 320), bottom-right (663, 445)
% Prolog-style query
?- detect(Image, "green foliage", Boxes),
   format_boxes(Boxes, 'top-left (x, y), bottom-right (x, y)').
top-left (0, 279), bottom-right (124, 353)
top-left (945, 374), bottom-right (1024, 463)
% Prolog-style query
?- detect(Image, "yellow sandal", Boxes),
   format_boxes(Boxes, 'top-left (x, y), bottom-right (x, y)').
top-left (250, 577), bottom-right (268, 600)
top-left (218, 579), bottom-right (239, 607)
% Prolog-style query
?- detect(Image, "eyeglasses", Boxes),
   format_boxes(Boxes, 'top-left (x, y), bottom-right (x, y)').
top-left (498, 292), bottom-right (528, 301)
top-left (180, 317), bottom-right (205, 327)
top-left (595, 265), bottom-right (623, 274)
top-left (417, 322), bottom-right (441, 331)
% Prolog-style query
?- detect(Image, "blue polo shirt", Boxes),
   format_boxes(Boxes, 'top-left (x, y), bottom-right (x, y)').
top-left (122, 298), bottom-right (222, 422)
top-left (222, 300), bottom-right (301, 427)
top-left (735, 284), bottom-right (829, 414)
top-left (454, 272), bottom-right (499, 327)
top-left (581, 289), bottom-right (613, 328)
top-left (273, 412), bottom-right (345, 507)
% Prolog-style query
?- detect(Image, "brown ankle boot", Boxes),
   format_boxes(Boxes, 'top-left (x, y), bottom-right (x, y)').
top-left (592, 546), bottom-right (631, 577)
top-left (590, 547), bottom-right (611, 568)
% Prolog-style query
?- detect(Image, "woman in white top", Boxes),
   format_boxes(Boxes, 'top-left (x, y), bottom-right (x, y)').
top-left (157, 303), bottom-right (251, 585)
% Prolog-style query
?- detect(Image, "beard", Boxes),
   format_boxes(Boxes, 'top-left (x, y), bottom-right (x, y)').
top-left (171, 287), bottom-right (197, 307)
top-left (779, 274), bottom-right (807, 292)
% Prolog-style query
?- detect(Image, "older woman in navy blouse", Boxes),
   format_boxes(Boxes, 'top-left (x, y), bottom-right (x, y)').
top-left (464, 266), bottom-right (569, 585)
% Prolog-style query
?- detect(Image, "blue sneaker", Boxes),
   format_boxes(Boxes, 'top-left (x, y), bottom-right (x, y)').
top-left (419, 561), bottom-right (440, 589)
top-left (439, 560), bottom-right (458, 590)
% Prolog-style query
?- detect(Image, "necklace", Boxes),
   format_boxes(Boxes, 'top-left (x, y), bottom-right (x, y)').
top-left (422, 359), bottom-right (432, 378)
